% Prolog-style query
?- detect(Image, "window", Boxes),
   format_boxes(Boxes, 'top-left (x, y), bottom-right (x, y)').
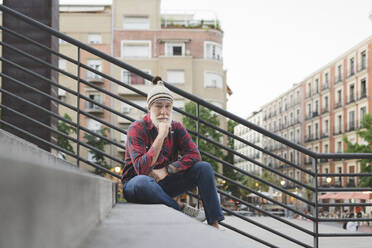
top-left (315, 123), bottom-right (319, 138)
top-left (88, 151), bottom-right (97, 163)
top-left (307, 103), bottom-right (311, 117)
top-left (324, 96), bottom-right (329, 112)
top-left (360, 106), bottom-right (367, 124)
top-left (314, 100), bottom-right (319, 114)
top-left (307, 82), bottom-right (311, 97)
top-left (315, 79), bottom-right (319, 93)
top-left (120, 133), bottom-right (127, 145)
top-left (204, 72), bottom-right (222, 88)
top-left (337, 141), bottom-right (342, 153)
top-left (360, 79), bottom-right (367, 98)
top-left (361, 51), bottom-right (366, 70)
top-left (337, 115), bottom-right (342, 133)
top-left (86, 94), bottom-right (101, 109)
top-left (349, 57), bottom-right (355, 76)
top-left (337, 65), bottom-right (342, 81)
top-left (349, 84), bottom-right (355, 102)
top-left (122, 41), bottom-right (151, 58)
top-left (88, 34), bottom-right (102, 44)
top-left (324, 144), bottom-right (329, 153)
top-left (324, 119), bottom-right (329, 134)
top-left (87, 119), bottom-right (101, 133)
top-left (58, 59), bottom-right (66, 70)
top-left (167, 70), bottom-right (185, 84)
top-left (121, 102), bottom-right (131, 113)
top-left (204, 41), bottom-right (222, 60)
top-left (349, 110), bottom-right (355, 130)
top-left (173, 100), bottom-right (185, 110)
top-left (122, 69), bottom-right (151, 85)
top-left (325, 72), bottom-right (329, 84)
top-left (337, 90), bottom-right (342, 105)
top-left (123, 16), bottom-right (149, 30)
top-left (165, 43), bottom-right (185, 56)
top-left (86, 59), bottom-right (102, 80)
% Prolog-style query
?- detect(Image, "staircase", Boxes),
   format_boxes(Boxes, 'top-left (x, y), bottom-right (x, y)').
top-left (0, 4), bottom-right (371, 248)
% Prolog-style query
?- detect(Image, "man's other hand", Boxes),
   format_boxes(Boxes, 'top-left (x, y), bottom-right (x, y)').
top-left (149, 167), bottom-right (168, 182)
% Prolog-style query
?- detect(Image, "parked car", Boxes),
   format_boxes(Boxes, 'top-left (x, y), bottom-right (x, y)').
top-left (262, 204), bottom-right (285, 217)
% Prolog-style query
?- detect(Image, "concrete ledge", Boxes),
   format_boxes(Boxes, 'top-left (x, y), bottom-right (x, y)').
top-left (0, 129), bottom-right (114, 248)
top-left (79, 203), bottom-right (253, 248)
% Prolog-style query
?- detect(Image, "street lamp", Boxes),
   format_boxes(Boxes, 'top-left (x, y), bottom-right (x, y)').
top-left (280, 180), bottom-right (286, 187)
top-left (326, 177), bottom-right (332, 185)
top-left (114, 166), bottom-right (121, 173)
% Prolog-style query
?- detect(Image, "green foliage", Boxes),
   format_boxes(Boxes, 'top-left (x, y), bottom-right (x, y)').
top-left (222, 119), bottom-right (244, 197)
top-left (84, 127), bottom-right (111, 177)
top-left (343, 113), bottom-right (372, 187)
top-left (182, 102), bottom-right (223, 171)
top-left (57, 113), bottom-right (76, 154)
top-left (242, 171), bottom-right (279, 193)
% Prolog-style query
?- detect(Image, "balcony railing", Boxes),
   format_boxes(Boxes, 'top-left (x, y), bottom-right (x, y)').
top-left (334, 102), bottom-right (342, 109)
top-left (321, 132), bottom-right (329, 138)
top-left (305, 134), bottom-right (313, 142)
top-left (347, 96), bottom-right (355, 105)
top-left (333, 129), bottom-right (343, 135)
top-left (322, 83), bottom-right (329, 91)
top-left (347, 122), bottom-right (356, 132)
top-left (312, 111), bottom-right (319, 118)
top-left (359, 92), bottom-right (367, 100)
top-left (347, 70), bottom-right (355, 78)
top-left (358, 63), bottom-right (367, 72)
top-left (321, 107), bottom-right (329, 114)
top-left (334, 77), bottom-right (343, 85)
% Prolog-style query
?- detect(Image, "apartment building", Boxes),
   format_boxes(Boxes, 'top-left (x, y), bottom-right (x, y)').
top-left (261, 83), bottom-right (303, 186)
top-left (304, 37), bottom-right (371, 188)
top-left (58, 0), bottom-right (228, 172)
top-left (235, 36), bottom-right (371, 189)
top-left (234, 110), bottom-right (263, 176)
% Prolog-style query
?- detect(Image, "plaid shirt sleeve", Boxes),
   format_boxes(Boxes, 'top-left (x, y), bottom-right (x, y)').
top-left (126, 122), bottom-right (157, 175)
top-left (171, 122), bottom-right (201, 172)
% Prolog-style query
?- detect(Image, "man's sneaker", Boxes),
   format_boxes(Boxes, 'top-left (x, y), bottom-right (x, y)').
top-left (181, 204), bottom-right (206, 222)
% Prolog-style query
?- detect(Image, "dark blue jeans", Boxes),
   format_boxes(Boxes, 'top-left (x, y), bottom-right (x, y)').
top-left (123, 161), bottom-right (224, 224)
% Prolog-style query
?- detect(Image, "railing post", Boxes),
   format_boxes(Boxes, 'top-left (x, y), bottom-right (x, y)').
top-left (312, 157), bottom-right (319, 248)
top-left (76, 47), bottom-right (81, 168)
top-left (196, 103), bottom-right (200, 148)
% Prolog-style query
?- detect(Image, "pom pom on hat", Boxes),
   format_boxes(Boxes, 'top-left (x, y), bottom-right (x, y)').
top-left (147, 76), bottom-right (174, 108)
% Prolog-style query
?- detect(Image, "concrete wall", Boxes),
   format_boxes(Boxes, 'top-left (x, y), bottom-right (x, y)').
top-left (0, 129), bottom-right (115, 248)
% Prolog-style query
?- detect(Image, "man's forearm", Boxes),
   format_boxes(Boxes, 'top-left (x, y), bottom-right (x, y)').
top-left (150, 135), bottom-right (166, 166)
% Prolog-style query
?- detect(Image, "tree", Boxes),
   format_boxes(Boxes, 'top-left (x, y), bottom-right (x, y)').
top-left (223, 119), bottom-right (244, 197)
top-left (84, 127), bottom-right (111, 176)
top-left (182, 102), bottom-right (223, 171)
top-left (343, 113), bottom-right (372, 187)
top-left (57, 113), bottom-right (76, 155)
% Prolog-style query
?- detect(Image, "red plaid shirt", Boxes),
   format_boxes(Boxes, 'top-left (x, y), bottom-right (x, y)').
top-left (121, 114), bottom-right (201, 183)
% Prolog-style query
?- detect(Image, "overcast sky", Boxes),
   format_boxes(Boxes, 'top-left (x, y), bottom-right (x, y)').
top-left (61, 0), bottom-right (372, 118)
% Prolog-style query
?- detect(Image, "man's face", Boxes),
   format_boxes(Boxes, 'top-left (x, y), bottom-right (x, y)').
top-left (149, 100), bottom-right (173, 128)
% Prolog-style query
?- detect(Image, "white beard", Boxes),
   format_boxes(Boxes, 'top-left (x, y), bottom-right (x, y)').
top-left (150, 110), bottom-right (172, 129)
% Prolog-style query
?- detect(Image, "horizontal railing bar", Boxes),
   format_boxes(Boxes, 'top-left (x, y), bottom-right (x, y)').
top-left (0, 40), bottom-right (147, 114)
top-left (0, 5), bottom-right (317, 158)
top-left (202, 149), bottom-right (316, 200)
top-left (0, 25), bottom-right (78, 66)
top-left (0, 56), bottom-right (78, 97)
top-left (0, 86), bottom-right (126, 151)
top-left (220, 206), bottom-right (313, 248)
top-left (182, 113), bottom-right (314, 176)
top-left (318, 217), bottom-right (372, 222)
top-left (318, 233), bottom-right (372, 237)
top-left (316, 152), bottom-right (372, 159)
top-left (217, 189), bottom-right (315, 235)
top-left (193, 131), bottom-right (315, 190)
top-left (0, 103), bottom-right (126, 168)
top-left (318, 202), bottom-right (372, 207)
top-left (318, 187), bottom-right (372, 192)
top-left (0, 71), bottom-right (133, 135)
top-left (214, 171), bottom-right (315, 218)
top-left (219, 222), bottom-right (279, 248)
top-left (318, 173), bottom-right (372, 177)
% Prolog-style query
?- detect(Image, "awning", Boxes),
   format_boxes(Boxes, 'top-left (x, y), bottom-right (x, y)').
top-left (319, 192), bottom-right (372, 200)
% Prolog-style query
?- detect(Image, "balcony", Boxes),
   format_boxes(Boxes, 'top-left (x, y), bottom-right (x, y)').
top-left (334, 77), bottom-right (343, 85)
top-left (321, 132), bottom-right (329, 138)
top-left (358, 63), bottom-right (367, 72)
top-left (334, 102), bottom-right (342, 109)
top-left (322, 107), bottom-right (329, 114)
top-left (359, 92), bottom-right (367, 100)
top-left (347, 122), bottom-right (356, 132)
top-left (322, 83), bottom-right (329, 91)
top-left (305, 114), bottom-right (312, 120)
top-left (333, 129), bottom-right (343, 135)
top-left (314, 133), bottom-right (319, 140)
top-left (347, 96), bottom-right (355, 105)
top-left (305, 134), bottom-right (313, 142)
top-left (86, 73), bottom-right (105, 84)
top-left (306, 92), bottom-right (312, 99)
top-left (320, 158), bottom-right (329, 163)
top-left (347, 70), bottom-right (355, 78)
top-left (85, 101), bottom-right (104, 114)
top-left (312, 111), bottom-right (319, 118)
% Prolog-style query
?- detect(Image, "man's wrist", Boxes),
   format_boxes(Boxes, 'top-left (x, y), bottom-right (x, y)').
top-left (167, 165), bottom-right (174, 174)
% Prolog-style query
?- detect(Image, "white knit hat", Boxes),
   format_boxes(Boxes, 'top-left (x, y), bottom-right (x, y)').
top-left (147, 76), bottom-right (174, 108)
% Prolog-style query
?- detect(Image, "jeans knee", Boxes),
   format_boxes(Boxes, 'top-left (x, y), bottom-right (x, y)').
top-left (194, 161), bottom-right (213, 175)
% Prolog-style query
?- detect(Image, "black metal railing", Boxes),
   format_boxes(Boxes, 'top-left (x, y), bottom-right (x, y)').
top-left (0, 5), bottom-right (371, 248)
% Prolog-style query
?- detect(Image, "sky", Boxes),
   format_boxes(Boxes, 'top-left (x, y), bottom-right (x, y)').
top-left (61, 0), bottom-right (372, 118)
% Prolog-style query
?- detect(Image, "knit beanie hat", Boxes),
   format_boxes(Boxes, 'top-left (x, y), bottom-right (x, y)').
top-left (147, 76), bottom-right (174, 108)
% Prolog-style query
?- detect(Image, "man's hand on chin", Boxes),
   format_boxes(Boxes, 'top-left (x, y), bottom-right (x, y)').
top-left (149, 167), bottom-right (168, 182)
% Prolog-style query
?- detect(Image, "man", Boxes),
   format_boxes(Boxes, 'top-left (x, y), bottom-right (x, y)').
top-left (121, 76), bottom-right (224, 228)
